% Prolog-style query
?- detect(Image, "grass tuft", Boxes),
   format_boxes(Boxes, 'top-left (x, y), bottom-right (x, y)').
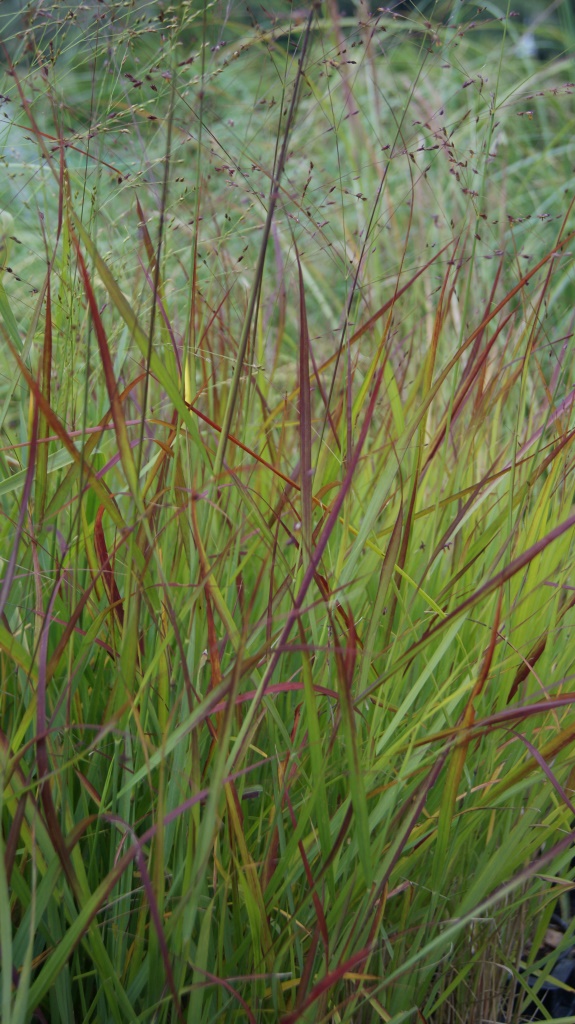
top-left (1, 1), bottom-right (575, 1021)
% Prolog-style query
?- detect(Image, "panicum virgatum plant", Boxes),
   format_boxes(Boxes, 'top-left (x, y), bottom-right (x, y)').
top-left (1, 1), bottom-right (575, 1021)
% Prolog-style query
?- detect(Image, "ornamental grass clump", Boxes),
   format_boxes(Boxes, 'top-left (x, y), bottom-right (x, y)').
top-left (0, 1), bottom-right (575, 1021)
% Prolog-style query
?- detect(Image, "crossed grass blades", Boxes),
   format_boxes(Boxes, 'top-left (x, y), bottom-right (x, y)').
top-left (1, 0), bottom-right (575, 1021)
